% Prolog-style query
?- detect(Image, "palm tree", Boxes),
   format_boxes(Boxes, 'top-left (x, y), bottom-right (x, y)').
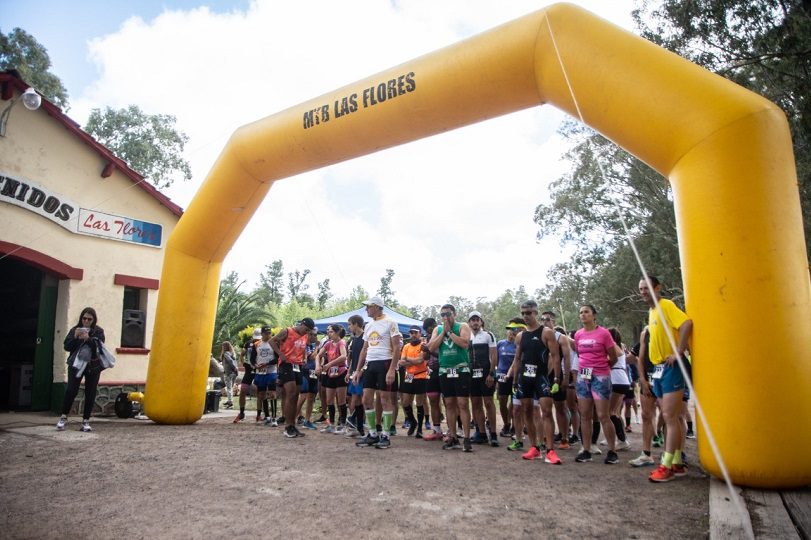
top-left (212, 272), bottom-right (270, 353)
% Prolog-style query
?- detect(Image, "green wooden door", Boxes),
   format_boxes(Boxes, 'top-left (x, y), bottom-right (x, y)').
top-left (32, 275), bottom-right (57, 411)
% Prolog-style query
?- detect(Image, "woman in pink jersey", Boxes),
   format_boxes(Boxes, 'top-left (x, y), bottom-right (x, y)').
top-left (316, 324), bottom-right (349, 433)
top-left (573, 304), bottom-right (619, 464)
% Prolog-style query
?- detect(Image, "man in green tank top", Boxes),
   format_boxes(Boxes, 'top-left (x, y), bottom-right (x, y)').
top-left (428, 304), bottom-right (473, 452)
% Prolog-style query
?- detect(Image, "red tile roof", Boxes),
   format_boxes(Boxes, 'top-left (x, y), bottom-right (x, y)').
top-left (1, 71), bottom-right (184, 217)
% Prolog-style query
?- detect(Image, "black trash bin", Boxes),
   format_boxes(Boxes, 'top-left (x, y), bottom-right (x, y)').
top-left (204, 390), bottom-right (220, 413)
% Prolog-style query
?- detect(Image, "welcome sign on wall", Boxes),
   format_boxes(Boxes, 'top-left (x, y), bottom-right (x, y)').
top-left (0, 172), bottom-right (163, 248)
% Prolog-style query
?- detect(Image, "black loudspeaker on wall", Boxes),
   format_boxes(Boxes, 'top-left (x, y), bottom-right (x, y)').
top-left (122, 309), bottom-right (146, 348)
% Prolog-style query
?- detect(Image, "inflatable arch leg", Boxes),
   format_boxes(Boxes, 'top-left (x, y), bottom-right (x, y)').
top-left (145, 3), bottom-right (810, 488)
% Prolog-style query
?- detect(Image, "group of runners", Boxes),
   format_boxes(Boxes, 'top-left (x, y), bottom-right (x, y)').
top-left (232, 275), bottom-right (694, 483)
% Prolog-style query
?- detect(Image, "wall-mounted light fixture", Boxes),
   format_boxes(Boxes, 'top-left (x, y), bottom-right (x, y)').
top-left (0, 87), bottom-right (42, 137)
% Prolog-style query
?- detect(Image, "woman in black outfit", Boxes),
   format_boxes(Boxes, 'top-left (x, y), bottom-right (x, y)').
top-left (57, 307), bottom-right (106, 432)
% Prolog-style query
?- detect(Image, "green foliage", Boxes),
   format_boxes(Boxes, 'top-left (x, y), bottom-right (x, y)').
top-left (286, 268), bottom-right (311, 305)
top-left (377, 269), bottom-right (396, 306)
top-left (634, 0), bottom-right (811, 257)
top-left (317, 279), bottom-right (331, 310)
top-left (212, 272), bottom-right (268, 353)
top-left (0, 28), bottom-right (69, 110)
top-left (256, 260), bottom-right (285, 305)
top-left (84, 105), bottom-right (192, 189)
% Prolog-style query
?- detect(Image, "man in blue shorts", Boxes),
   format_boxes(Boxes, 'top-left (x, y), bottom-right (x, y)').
top-left (640, 276), bottom-right (693, 482)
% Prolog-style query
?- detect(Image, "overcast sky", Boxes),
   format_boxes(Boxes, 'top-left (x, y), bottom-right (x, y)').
top-left (2, 0), bottom-right (637, 309)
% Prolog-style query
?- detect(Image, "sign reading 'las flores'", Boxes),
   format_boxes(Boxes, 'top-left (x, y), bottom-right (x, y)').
top-left (0, 172), bottom-right (162, 248)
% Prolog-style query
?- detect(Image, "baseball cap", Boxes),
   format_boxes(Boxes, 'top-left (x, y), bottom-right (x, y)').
top-left (252, 327), bottom-right (262, 339)
top-left (260, 326), bottom-right (272, 333)
top-left (409, 325), bottom-right (421, 333)
top-left (468, 310), bottom-right (482, 320)
top-left (362, 296), bottom-right (385, 308)
top-left (300, 317), bottom-right (315, 330)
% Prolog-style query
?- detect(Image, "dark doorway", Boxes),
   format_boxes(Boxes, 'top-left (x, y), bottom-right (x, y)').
top-left (0, 257), bottom-right (55, 410)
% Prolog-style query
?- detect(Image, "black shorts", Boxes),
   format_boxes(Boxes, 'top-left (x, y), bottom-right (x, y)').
top-left (363, 360), bottom-right (398, 392)
top-left (496, 374), bottom-right (514, 397)
top-left (240, 370), bottom-right (255, 387)
top-left (551, 380), bottom-right (567, 402)
top-left (323, 371), bottom-right (349, 389)
top-left (612, 383), bottom-right (630, 396)
top-left (400, 377), bottom-right (427, 395)
top-left (469, 367), bottom-right (495, 397)
top-left (515, 374), bottom-right (551, 401)
top-left (426, 366), bottom-right (441, 394)
top-left (278, 363), bottom-right (302, 386)
top-left (439, 370), bottom-right (471, 398)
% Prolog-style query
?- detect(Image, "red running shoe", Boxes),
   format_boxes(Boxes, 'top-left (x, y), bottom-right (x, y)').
top-left (233, 412), bottom-right (245, 424)
top-left (522, 446), bottom-right (541, 460)
top-left (649, 464), bottom-right (675, 482)
top-left (671, 463), bottom-right (688, 477)
top-left (545, 449), bottom-right (562, 464)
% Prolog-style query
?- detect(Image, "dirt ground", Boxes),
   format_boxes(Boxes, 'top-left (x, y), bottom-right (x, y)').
top-left (0, 408), bottom-right (708, 539)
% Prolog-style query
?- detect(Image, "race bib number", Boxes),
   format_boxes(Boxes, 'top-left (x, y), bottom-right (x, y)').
top-left (472, 368), bottom-right (484, 379)
top-left (309, 370), bottom-right (318, 379)
top-left (523, 364), bottom-right (537, 378)
top-left (292, 364), bottom-right (301, 373)
top-left (404, 372), bottom-right (414, 383)
top-left (329, 367), bottom-right (339, 377)
top-left (446, 368), bottom-right (459, 379)
top-left (652, 365), bottom-right (664, 380)
top-left (497, 373), bottom-right (507, 383)
top-left (579, 367), bottom-right (593, 381)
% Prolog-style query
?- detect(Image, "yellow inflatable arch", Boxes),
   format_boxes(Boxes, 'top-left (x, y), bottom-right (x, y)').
top-left (145, 3), bottom-right (810, 488)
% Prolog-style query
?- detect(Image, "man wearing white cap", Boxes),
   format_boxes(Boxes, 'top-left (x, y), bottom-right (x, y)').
top-left (352, 296), bottom-right (402, 449)
top-left (467, 311), bottom-right (499, 447)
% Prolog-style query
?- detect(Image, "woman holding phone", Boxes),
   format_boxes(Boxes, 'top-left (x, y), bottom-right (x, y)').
top-left (57, 307), bottom-right (106, 432)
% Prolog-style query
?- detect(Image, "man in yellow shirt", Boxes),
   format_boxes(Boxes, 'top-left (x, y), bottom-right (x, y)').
top-left (639, 276), bottom-right (692, 483)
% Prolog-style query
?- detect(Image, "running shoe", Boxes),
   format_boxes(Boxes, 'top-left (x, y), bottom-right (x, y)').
top-left (545, 449), bottom-right (562, 465)
top-left (605, 450), bottom-right (619, 464)
top-left (375, 436), bottom-right (392, 449)
top-left (79, 421), bottom-right (92, 432)
top-left (402, 419), bottom-right (411, 429)
top-left (284, 426), bottom-right (297, 438)
top-left (590, 446), bottom-right (602, 455)
top-left (356, 433), bottom-right (380, 447)
top-left (575, 450), bottom-right (592, 463)
top-left (558, 440), bottom-right (571, 450)
top-left (425, 420), bottom-right (432, 431)
top-left (389, 426), bottom-right (397, 436)
top-left (522, 446), bottom-right (541, 460)
top-left (422, 431), bottom-right (442, 441)
top-left (649, 464), bottom-right (675, 482)
top-left (224, 401), bottom-right (233, 409)
top-left (469, 433), bottom-right (488, 445)
top-left (625, 425), bottom-right (632, 433)
top-left (462, 438), bottom-right (473, 453)
top-left (294, 426), bottom-right (306, 437)
top-left (488, 435), bottom-right (500, 448)
top-left (314, 415), bottom-right (326, 423)
top-left (415, 431), bottom-right (423, 439)
top-left (685, 429), bottom-right (696, 439)
top-left (277, 416), bottom-right (286, 424)
top-left (499, 425), bottom-right (512, 438)
top-left (652, 433), bottom-right (663, 448)
top-left (334, 425), bottom-right (346, 435)
top-left (569, 433), bottom-right (579, 444)
top-left (264, 417), bottom-right (274, 426)
top-left (672, 463), bottom-right (688, 477)
top-left (507, 440), bottom-right (524, 451)
top-left (233, 412), bottom-right (245, 424)
top-left (297, 415), bottom-right (305, 425)
top-left (599, 439), bottom-right (608, 446)
top-left (345, 418), bottom-right (357, 430)
top-left (554, 432), bottom-right (562, 443)
top-left (407, 422), bottom-right (418, 437)
top-left (303, 420), bottom-right (317, 430)
top-left (320, 425), bottom-right (335, 434)
top-left (629, 453), bottom-right (656, 467)
top-left (442, 438), bottom-right (462, 450)
top-left (56, 417), bottom-right (66, 431)
top-left (344, 428), bottom-right (360, 438)
top-left (616, 440), bottom-right (632, 451)
top-left (255, 415), bottom-right (263, 423)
